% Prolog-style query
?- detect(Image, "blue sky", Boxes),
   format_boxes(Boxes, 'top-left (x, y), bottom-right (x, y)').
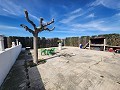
top-left (0, 0), bottom-right (120, 38)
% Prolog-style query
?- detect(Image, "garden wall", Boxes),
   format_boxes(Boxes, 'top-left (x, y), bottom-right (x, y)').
top-left (0, 45), bottom-right (22, 86)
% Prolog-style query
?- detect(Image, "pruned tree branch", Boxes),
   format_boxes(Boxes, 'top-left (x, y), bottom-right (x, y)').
top-left (43, 19), bottom-right (54, 27)
top-left (44, 27), bottom-right (55, 31)
top-left (40, 17), bottom-right (44, 28)
top-left (24, 10), bottom-right (36, 29)
top-left (20, 24), bottom-right (34, 34)
top-left (20, 10), bottom-right (55, 64)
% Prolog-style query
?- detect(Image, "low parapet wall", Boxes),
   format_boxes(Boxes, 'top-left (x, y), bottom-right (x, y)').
top-left (0, 45), bottom-right (22, 86)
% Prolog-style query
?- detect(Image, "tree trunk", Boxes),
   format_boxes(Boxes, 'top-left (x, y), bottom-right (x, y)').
top-left (33, 34), bottom-right (38, 64)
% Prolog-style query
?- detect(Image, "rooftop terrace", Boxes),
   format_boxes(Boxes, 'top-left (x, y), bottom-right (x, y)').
top-left (1, 47), bottom-right (120, 90)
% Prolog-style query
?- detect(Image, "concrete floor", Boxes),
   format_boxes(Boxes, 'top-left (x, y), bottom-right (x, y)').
top-left (1, 47), bottom-right (120, 90)
top-left (30, 47), bottom-right (120, 90)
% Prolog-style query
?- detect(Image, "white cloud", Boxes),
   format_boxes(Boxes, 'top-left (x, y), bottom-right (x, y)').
top-left (61, 5), bottom-right (68, 10)
top-left (115, 13), bottom-right (120, 16)
top-left (0, 0), bottom-right (23, 16)
top-left (90, 0), bottom-right (120, 10)
top-left (0, 0), bottom-right (40, 21)
top-left (60, 7), bottom-right (94, 24)
top-left (29, 14), bottom-right (39, 21)
top-left (54, 30), bottom-right (76, 34)
top-left (59, 8), bottom-right (83, 23)
top-left (0, 25), bottom-right (21, 30)
top-left (71, 21), bottom-right (108, 31)
top-left (86, 13), bottom-right (95, 18)
top-left (49, 8), bottom-right (58, 20)
top-left (90, 0), bottom-right (101, 6)
top-left (60, 14), bottom-right (82, 24)
top-left (58, 11), bottom-right (120, 35)
top-left (71, 19), bottom-right (120, 32)
top-left (70, 8), bottom-right (82, 14)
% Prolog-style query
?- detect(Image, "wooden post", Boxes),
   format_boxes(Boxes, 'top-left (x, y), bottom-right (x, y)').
top-left (104, 39), bottom-right (106, 51)
top-left (89, 39), bottom-right (91, 50)
top-left (78, 37), bottom-right (80, 47)
top-left (64, 39), bottom-right (65, 46)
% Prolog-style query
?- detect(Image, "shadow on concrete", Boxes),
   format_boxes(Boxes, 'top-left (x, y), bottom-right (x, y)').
top-left (0, 50), bottom-right (45, 90)
top-left (61, 47), bottom-right (67, 50)
top-left (38, 54), bottom-right (61, 63)
top-left (38, 52), bottom-right (75, 63)
top-left (24, 50), bottom-right (46, 90)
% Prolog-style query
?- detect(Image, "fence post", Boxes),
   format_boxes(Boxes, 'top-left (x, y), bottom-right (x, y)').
top-left (0, 35), bottom-right (4, 51)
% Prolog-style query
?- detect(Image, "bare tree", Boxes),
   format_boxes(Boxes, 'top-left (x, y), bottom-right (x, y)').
top-left (20, 10), bottom-right (55, 64)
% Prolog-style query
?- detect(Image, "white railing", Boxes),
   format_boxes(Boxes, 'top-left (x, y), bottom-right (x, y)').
top-left (0, 45), bottom-right (22, 86)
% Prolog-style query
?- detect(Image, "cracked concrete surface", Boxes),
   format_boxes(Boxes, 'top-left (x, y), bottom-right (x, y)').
top-left (30, 47), bottom-right (120, 90)
top-left (1, 47), bottom-right (120, 90)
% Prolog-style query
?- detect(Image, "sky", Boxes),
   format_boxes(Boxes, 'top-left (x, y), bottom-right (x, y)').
top-left (0, 0), bottom-right (120, 38)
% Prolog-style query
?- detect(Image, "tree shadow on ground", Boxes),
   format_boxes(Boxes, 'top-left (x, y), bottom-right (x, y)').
top-left (38, 53), bottom-right (61, 63)
top-left (61, 47), bottom-right (67, 50)
top-left (38, 51), bottom-right (75, 63)
top-left (24, 50), bottom-right (46, 90)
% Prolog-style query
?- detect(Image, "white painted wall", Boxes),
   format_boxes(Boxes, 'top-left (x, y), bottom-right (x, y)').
top-left (0, 45), bottom-right (22, 86)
